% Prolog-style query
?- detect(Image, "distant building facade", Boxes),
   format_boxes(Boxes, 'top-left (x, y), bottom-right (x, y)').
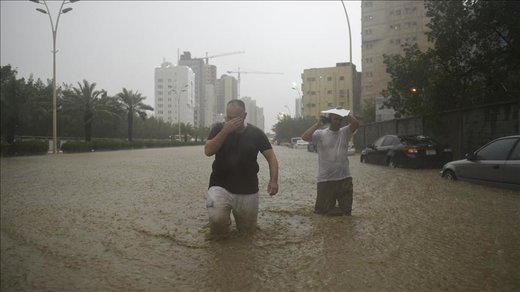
top-left (154, 61), bottom-right (195, 126)
top-left (216, 74), bottom-right (238, 118)
top-left (241, 96), bottom-right (265, 131)
top-left (295, 98), bottom-right (302, 118)
top-left (301, 62), bottom-right (361, 119)
top-left (361, 0), bottom-right (432, 120)
top-left (178, 52), bottom-right (204, 127)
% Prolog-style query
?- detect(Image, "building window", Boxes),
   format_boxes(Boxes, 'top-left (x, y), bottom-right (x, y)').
top-left (327, 90), bottom-right (332, 94)
top-left (328, 103), bottom-right (333, 107)
top-left (339, 90), bottom-right (345, 97)
top-left (158, 91), bottom-right (163, 95)
top-left (395, 9), bottom-right (401, 15)
top-left (327, 76), bottom-right (332, 81)
top-left (158, 85), bottom-right (163, 89)
top-left (158, 79), bottom-right (163, 83)
top-left (339, 76), bottom-right (345, 81)
top-left (158, 104), bottom-right (163, 108)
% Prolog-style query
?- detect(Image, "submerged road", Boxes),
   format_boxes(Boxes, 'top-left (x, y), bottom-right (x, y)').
top-left (1, 145), bottom-right (519, 291)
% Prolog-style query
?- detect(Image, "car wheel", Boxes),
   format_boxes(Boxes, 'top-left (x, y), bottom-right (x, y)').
top-left (360, 155), bottom-right (365, 163)
top-left (388, 158), bottom-right (398, 168)
top-left (443, 170), bottom-right (457, 181)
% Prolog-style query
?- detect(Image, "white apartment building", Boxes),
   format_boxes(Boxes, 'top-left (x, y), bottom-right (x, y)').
top-left (154, 61), bottom-right (195, 126)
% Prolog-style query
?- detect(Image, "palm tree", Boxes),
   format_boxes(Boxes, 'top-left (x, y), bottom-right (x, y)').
top-left (116, 88), bottom-right (153, 141)
top-left (62, 80), bottom-right (119, 141)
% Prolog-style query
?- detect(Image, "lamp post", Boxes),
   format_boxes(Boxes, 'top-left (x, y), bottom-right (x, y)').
top-left (30, 0), bottom-right (79, 154)
top-left (291, 82), bottom-right (302, 118)
top-left (284, 105), bottom-right (292, 117)
top-left (170, 84), bottom-right (188, 141)
top-left (340, 0), bottom-right (352, 64)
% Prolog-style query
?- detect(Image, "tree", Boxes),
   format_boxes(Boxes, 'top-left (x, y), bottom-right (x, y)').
top-left (272, 116), bottom-right (316, 143)
top-left (382, 1), bottom-right (520, 117)
top-left (361, 98), bottom-right (376, 123)
top-left (116, 88), bottom-right (153, 141)
top-left (382, 44), bottom-right (437, 117)
top-left (62, 80), bottom-right (118, 141)
top-left (0, 65), bottom-right (29, 143)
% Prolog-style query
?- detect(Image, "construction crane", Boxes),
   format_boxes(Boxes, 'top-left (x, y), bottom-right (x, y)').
top-left (196, 51), bottom-right (245, 65)
top-left (226, 67), bottom-right (284, 98)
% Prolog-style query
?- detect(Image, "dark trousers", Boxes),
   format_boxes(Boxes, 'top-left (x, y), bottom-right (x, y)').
top-left (315, 177), bottom-right (353, 215)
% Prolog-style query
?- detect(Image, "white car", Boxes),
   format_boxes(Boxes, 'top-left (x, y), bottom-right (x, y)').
top-left (295, 139), bottom-right (309, 149)
top-left (347, 144), bottom-right (356, 156)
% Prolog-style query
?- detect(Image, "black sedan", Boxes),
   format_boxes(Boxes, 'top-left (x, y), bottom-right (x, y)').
top-left (440, 135), bottom-right (520, 190)
top-left (360, 135), bottom-right (452, 168)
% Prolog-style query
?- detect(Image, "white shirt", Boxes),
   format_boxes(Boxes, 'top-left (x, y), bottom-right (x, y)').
top-left (312, 125), bottom-right (354, 182)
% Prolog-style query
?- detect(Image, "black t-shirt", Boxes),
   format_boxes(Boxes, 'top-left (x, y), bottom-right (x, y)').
top-left (207, 123), bottom-right (272, 194)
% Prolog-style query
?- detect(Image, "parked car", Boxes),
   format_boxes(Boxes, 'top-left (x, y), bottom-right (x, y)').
top-left (360, 134), bottom-right (452, 168)
top-left (307, 142), bottom-right (317, 152)
top-left (440, 135), bottom-right (520, 190)
top-left (295, 139), bottom-right (309, 149)
top-left (290, 137), bottom-right (302, 148)
top-left (347, 144), bottom-right (356, 156)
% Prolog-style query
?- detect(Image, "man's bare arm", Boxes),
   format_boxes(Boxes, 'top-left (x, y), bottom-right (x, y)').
top-left (261, 148), bottom-right (279, 196)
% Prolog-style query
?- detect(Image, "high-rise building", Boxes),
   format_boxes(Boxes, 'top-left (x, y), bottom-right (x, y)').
top-left (241, 96), bottom-right (265, 131)
top-left (202, 64), bottom-right (217, 127)
top-left (301, 62), bottom-right (361, 119)
top-left (216, 74), bottom-right (238, 117)
top-left (178, 52), bottom-right (204, 127)
top-left (154, 60), bottom-right (195, 126)
top-left (295, 98), bottom-right (302, 118)
top-left (361, 0), bottom-right (432, 119)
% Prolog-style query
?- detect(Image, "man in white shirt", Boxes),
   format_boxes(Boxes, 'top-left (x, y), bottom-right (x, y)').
top-left (302, 108), bottom-right (359, 215)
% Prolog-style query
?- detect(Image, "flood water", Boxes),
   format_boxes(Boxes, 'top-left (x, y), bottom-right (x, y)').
top-left (1, 146), bottom-right (519, 291)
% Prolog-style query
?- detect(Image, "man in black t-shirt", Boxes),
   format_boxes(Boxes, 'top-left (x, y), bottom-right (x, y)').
top-left (204, 100), bottom-right (279, 235)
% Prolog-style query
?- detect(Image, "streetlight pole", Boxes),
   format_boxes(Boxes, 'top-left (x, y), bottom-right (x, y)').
top-left (340, 0), bottom-right (352, 64)
top-left (291, 82), bottom-right (302, 118)
top-left (30, 0), bottom-right (79, 154)
top-left (170, 84), bottom-right (188, 141)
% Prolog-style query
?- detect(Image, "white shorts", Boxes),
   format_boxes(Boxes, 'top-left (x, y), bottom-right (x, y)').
top-left (206, 186), bottom-right (259, 234)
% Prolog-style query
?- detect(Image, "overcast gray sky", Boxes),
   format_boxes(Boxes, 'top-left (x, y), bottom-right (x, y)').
top-left (1, 0), bottom-right (362, 133)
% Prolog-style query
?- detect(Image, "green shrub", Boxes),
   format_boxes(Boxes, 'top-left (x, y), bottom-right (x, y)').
top-left (61, 141), bottom-right (92, 153)
top-left (59, 139), bottom-right (205, 153)
top-left (1, 140), bottom-right (49, 156)
top-left (0, 141), bottom-right (9, 156)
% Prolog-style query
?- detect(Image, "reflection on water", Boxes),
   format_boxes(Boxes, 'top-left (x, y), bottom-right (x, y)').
top-left (1, 146), bottom-right (519, 290)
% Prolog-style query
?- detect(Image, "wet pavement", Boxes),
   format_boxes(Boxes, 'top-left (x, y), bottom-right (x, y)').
top-left (1, 145), bottom-right (519, 291)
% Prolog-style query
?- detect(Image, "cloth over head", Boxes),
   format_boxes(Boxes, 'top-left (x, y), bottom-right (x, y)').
top-left (320, 108), bottom-right (351, 117)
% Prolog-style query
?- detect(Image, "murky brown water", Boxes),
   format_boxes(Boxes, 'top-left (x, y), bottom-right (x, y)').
top-left (1, 146), bottom-right (519, 291)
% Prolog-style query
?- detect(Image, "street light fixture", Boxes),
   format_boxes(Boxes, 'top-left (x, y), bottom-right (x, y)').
top-left (169, 84), bottom-right (189, 141)
top-left (30, 0), bottom-right (79, 154)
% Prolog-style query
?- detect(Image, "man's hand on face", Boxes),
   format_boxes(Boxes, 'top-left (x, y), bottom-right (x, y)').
top-left (222, 116), bottom-right (244, 134)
